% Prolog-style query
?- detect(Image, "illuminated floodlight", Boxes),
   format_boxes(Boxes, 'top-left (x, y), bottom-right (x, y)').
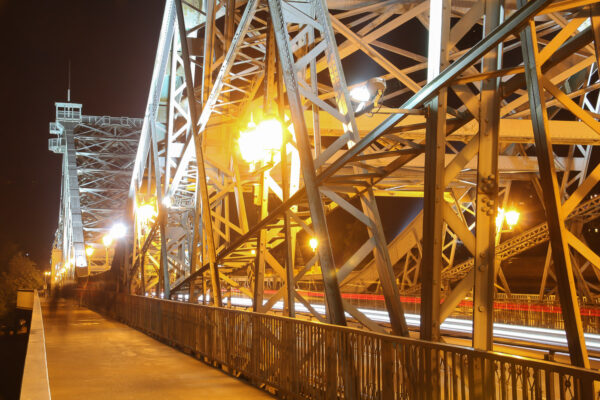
top-left (102, 234), bottom-right (113, 247)
top-left (505, 209), bottom-right (520, 228)
top-left (251, 249), bottom-right (256, 256)
top-left (86, 247), bottom-right (94, 256)
top-left (309, 237), bottom-right (318, 252)
top-left (162, 196), bottom-right (172, 208)
top-left (350, 78), bottom-right (387, 112)
top-left (350, 85), bottom-right (371, 103)
top-left (136, 203), bottom-right (157, 226)
top-left (238, 116), bottom-right (283, 165)
top-left (111, 223), bottom-right (127, 239)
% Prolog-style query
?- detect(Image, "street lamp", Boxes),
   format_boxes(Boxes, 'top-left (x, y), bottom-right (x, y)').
top-left (102, 234), bottom-right (113, 267)
top-left (136, 202), bottom-right (157, 226)
top-left (504, 209), bottom-right (520, 228)
top-left (111, 223), bottom-right (127, 239)
top-left (238, 115), bottom-right (284, 168)
top-left (496, 208), bottom-right (520, 232)
top-left (102, 234), bottom-right (113, 247)
top-left (309, 237), bottom-right (318, 252)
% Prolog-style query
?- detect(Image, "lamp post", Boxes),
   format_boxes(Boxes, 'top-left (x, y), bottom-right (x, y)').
top-left (85, 247), bottom-right (94, 277)
top-left (102, 234), bottom-right (113, 268)
top-left (495, 208), bottom-right (520, 245)
top-left (309, 237), bottom-right (318, 253)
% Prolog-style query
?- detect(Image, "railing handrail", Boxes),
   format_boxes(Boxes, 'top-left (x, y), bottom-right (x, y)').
top-left (129, 294), bottom-right (600, 379)
top-left (83, 291), bottom-right (600, 398)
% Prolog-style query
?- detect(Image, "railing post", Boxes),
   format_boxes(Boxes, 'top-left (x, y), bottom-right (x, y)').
top-left (381, 339), bottom-right (395, 400)
top-left (325, 328), bottom-right (338, 398)
top-left (544, 351), bottom-right (555, 399)
top-left (282, 318), bottom-right (297, 395)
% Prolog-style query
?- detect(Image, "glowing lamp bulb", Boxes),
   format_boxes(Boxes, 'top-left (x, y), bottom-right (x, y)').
top-left (238, 117), bottom-right (283, 164)
top-left (86, 247), bottom-right (94, 256)
top-left (137, 203), bottom-right (157, 225)
top-left (309, 237), bottom-right (318, 252)
top-left (111, 223), bottom-right (127, 239)
top-left (350, 85), bottom-right (371, 102)
top-left (505, 209), bottom-right (520, 228)
top-left (102, 234), bottom-right (113, 247)
top-left (256, 118), bottom-right (283, 151)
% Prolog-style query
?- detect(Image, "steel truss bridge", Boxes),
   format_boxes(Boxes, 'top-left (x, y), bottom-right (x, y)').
top-left (49, 0), bottom-right (600, 397)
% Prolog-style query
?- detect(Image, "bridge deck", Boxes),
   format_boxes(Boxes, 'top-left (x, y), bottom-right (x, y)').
top-left (42, 299), bottom-right (272, 399)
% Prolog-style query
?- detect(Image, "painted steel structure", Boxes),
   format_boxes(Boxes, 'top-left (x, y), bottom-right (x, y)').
top-left (49, 0), bottom-right (600, 389)
top-left (125, 0), bottom-right (600, 370)
top-left (49, 103), bottom-right (142, 283)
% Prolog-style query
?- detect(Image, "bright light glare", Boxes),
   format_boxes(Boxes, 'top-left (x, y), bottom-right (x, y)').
top-left (309, 237), bottom-right (318, 252)
top-left (349, 85), bottom-right (371, 102)
top-left (137, 203), bottom-right (157, 226)
top-left (497, 208), bottom-right (520, 230)
top-left (162, 196), bottom-right (172, 208)
top-left (86, 247), bottom-right (94, 256)
top-left (505, 209), bottom-right (520, 228)
top-left (238, 117), bottom-right (283, 164)
top-left (111, 223), bottom-right (127, 239)
top-left (496, 208), bottom-right (505, 229)
top-left (102, 234), bottom-right (113, 247)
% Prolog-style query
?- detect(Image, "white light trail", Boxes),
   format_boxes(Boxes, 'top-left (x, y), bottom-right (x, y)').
top-left (222, 296), bottom-right (600, 352)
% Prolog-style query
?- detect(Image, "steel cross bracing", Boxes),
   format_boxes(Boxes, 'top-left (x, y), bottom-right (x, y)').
top-left (49, 103), bottom-right (142, 284)
top-left (127, 0), bottom-right (600, 370)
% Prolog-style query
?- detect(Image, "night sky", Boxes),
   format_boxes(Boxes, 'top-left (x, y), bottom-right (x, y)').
top-left (0, 0), bottom-right (164, 266)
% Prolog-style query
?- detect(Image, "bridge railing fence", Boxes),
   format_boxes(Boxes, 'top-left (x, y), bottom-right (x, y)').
top-left (82, 291), bottom-right (600, 399)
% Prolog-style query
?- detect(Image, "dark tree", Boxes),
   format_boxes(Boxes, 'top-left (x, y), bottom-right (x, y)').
top-left (0, 251), bottom-right (43, 318)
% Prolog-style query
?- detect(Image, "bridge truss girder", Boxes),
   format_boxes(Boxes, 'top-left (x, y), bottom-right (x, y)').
top-left (50, 103), bottom-right (141, 283)
top-left (128, 0), bottom-right (600, 369)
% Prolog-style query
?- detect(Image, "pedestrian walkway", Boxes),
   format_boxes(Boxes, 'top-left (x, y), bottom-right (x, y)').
top-left (42, 299), bottom-right (273, 399)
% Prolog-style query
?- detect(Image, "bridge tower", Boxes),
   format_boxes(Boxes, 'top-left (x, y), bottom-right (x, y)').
top-left (49, 102), bottom-right (142, 285)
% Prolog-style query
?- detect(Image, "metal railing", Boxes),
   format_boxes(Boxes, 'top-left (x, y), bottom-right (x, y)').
top-left (82, 291), bottom-right (600, 399)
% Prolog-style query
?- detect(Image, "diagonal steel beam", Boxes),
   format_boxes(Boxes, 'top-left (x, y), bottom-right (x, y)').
top-left (519, 0), bottom-right (589, 369)
top-left (171, 0), bottom-right (554, 295)
top-left (174, 0), bottom-right (222, 307)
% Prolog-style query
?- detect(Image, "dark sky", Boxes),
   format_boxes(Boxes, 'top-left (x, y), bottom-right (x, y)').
top-left (0, 0), bottom-right (164, 266)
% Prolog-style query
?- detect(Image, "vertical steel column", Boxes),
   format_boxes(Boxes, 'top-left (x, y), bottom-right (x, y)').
top-left (253, 21), bottom-right (278, 313)
top-left (140, 250), bottom-right (146, 295)
top-left (519, 0), bottom-right (589, 370)
top-left (151, 122), bottom-right (170, 299)
top-left (253, 176), bottom-right (268, 312)
top-left (278, 57), bottom-right (295, 318)
top-left (175, 0), bottom-right (222, 307)
top-left (473, 0), bottom-right (502, 352)
top-left (268, 0), bottom-right (346, 326)
top-left (419, 3), bottom-right (450, 397)
top-left (420, 0), bottom-right (451, 343)
top-left (472, 3), bottom-right (503, 397)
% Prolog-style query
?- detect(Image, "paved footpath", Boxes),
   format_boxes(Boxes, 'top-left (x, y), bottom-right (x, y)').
top-left (42, 299), bottom-right (273, 400)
